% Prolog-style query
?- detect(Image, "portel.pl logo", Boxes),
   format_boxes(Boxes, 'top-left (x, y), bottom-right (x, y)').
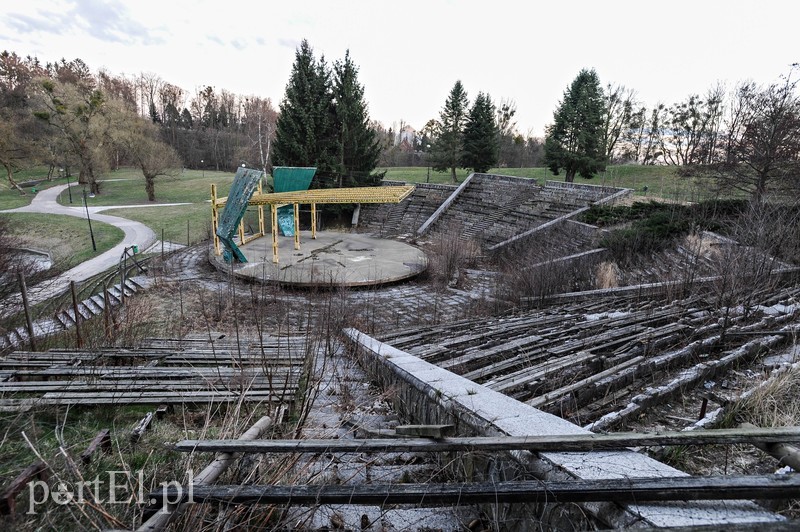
top-left (27, 470), bottom-right (194, 514)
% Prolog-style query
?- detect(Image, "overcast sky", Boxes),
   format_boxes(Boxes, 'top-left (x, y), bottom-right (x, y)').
top-left (2, 0), bottom-right (797, 136)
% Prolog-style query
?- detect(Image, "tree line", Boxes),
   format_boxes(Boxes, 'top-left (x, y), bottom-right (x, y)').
top-left (2, 47), bottom-right (798, 204)
top-left (543, 66), bottom-right (800, 202)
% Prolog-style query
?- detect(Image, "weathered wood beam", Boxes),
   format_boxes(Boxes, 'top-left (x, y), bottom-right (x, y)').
top-left (174, 426), bottom-right (800, 454)
top-left (0, 462), bottom-right (48, 516)
top-left (80, 429), bottom-right (111, 464)
top-left (138, 415), bottom-right (273, 532)
top-left (148, 474), bottom-right (800, 506)
top-left (742, 423), bottom-right (800, 471)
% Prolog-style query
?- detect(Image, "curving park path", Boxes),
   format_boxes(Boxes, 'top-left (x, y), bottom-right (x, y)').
top-left (0, 182), bottom-right (188, 317)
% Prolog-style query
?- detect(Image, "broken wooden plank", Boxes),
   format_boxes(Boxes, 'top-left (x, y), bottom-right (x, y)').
top-left (395, 424), bottom-right (454, 438)
top-left (147, 474), bottom-right (800, 506)
top-left (80, 429), bottom-right (112, 464)
top-left (0, 461), bottom-right (48, 516)
top-left (174, 425), bottom-right (800, 454)
top-left (139, 415), bottom-right (274, 532)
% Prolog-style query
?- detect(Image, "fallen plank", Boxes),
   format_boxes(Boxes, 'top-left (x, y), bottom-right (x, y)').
top-left (148, 474), bottom-right (800, 506)
top-left (174, 425), bottom-right (800, 454)
top-left (0, 461), bottom-right (48, 516)
top-left (80, 429), bottom-right (112, 464)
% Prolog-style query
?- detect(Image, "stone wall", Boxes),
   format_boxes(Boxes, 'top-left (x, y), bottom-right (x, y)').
top-left (343, 328), bottom-right (784, 531)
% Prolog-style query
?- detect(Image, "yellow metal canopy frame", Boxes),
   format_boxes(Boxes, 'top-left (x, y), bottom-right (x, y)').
top-left (211, 184), bottom-right (415, 263)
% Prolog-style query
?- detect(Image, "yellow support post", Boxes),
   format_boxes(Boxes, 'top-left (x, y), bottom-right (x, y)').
top-left (257, 182), bottom-right (265, 237)
top-left (238, 217), bottom-right (245, 246)
top-left (293, 203), bottom-right (300, 250)
top-left (211, 184), bottom-right (221, 256)
top-left (311, 202), bottom-right (317, 239)
top-left (271, 204), bottom-right (279, 263)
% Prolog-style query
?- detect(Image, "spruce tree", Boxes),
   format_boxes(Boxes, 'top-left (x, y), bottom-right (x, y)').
top-left (431, 80), bottom-right (469, 183)
top-left (544, 69), bottom-right (606, 182)
top-left (460, 92), bottom-right (499, 173)
top-left (332, 50), bottom-right (380, 186)
top-left (273, 40), bottom-right (337, 173)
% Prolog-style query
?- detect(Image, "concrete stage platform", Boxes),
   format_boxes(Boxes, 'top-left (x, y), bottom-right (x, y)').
top-left (210, 231), bottom-right (428, 287)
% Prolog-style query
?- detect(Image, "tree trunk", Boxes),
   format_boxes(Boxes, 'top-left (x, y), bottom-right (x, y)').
top-left (754, 172), bottom-right (767, 204)
top-left (2, 163), bottom-right (26, 195)
top-left (565, 168), bottom-right (576, 183)
top-left (450, 166), bottom-right (458, 183)
top-left (145, 175), bottom-right (156, 201)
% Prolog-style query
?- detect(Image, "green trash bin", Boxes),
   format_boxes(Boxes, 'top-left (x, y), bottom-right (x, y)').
top-left (132, 245), bottom-right (139, 254)
top-left (32, 188), bottom-right (37, 193)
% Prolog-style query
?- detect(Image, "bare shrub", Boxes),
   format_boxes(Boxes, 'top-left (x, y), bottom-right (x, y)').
top-left (730, 363), bottom-right (800, 428)
top-left (425, 222), bottom-right (481, 287)
top-left (595, 261), bottom-right (620, 289)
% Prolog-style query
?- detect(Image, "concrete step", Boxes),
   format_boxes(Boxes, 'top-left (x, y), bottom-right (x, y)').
top-left (83, 297), bottom-right (103, 314)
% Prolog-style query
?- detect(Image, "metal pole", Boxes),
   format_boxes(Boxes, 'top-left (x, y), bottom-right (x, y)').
top-left (70, 281), bottom-right (83, 348)
top-left (83, 189), bottom-right (96, 251)
top-left (18, 272), bottom-right (36, 351)
top-left (66, 172), bottom-right (73, 203)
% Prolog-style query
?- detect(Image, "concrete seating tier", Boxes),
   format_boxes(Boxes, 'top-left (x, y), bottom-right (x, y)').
top-left (358, 182), bottom-right (455, 237)
top-left (376, 285), bottom-right (800, 432)
top-left (426, 174), bottom-right (609, 249)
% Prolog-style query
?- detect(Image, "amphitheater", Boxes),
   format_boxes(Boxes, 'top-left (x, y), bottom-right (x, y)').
top-left (1, 173), bottom-right (799, 531)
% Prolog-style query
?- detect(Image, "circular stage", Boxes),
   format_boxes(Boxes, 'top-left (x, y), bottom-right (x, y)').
top-left (210, 231), bottom-right (428, 288)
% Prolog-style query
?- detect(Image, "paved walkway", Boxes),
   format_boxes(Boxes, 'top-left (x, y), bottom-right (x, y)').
top-left (0, 183), bottom-right (188, 317)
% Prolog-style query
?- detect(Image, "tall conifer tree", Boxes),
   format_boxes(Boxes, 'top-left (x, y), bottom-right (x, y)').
top-left (460, 92), bottom-right (499, 173)
top-left (332, 50), bottom-right (380, 186)
top-left (273, 40), bottom-right (337, 173)
top-left (544, 69), bottom-right (606, 182)
top-left (431, 80), bottom-right (469, 183)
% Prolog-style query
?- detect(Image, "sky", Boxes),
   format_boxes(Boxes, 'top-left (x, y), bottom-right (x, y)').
top-left (1, 0), bottom-right (798, 137)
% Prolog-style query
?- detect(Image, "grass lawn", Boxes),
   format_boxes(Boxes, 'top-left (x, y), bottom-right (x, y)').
top-left (61, 167), bottom-right (236, 206)
top-left (1, 164), bottom-right (729, 259)
top-left (0, 212), bottom-right (124, 269)
top-left (104, 203), bottom-right (213, 246)
top-left (380, 165), bottom-right (721, 203)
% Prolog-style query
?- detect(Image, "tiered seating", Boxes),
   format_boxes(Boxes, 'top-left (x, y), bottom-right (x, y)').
top-left (427, 174), bottom-right (542, 242)
top-left (358, 183), bottom-right (454, 237)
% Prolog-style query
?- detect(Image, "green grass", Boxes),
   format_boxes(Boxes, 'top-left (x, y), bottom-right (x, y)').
top-left (1, 164), bottom-right (729, 262)
top-left (104, 203), bottom-right (212, 246)
top-left (62, 167), bottom-right (236, 206)
top-left (379, 165), bottom-right (720, 203)
top-left (0, 173), bottom-right (74, 210)
top-left (0, 212), bottom-right (124, 269)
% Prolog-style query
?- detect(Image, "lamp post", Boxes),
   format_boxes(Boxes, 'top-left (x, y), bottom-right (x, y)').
top-left (201, 159), bottom-right (204, 177)
top-left (426, 145), bottom-right (431, 183)
top-left (83, 188), bottom-right (96, 251)
top-left (64, 169), bottom-right (73, 203)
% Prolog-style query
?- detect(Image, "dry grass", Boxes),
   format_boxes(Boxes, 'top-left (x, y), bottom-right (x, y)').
top-left (730, 362), bottom-right (800, 429)
top-left (425, 223), bottom-right (482, 287)
top-left (595, 261), bottom-right (620, 289)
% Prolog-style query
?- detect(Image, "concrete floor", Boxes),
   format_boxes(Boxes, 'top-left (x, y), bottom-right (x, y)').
top-left (211, 231), bottom-right (428, 287)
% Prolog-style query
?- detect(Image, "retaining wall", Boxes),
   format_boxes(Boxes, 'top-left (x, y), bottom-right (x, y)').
top-left (343, 328), bottom-right (784, 530)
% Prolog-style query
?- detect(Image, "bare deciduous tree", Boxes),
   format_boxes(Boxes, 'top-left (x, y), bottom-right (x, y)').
top-left (719, 69), bottom-right (800, 203)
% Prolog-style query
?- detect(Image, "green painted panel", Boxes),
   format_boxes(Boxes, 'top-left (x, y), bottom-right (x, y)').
top-left (273, 166), bottom-right (316, 193)
top-left (216, 167), bottom-right (264, 263)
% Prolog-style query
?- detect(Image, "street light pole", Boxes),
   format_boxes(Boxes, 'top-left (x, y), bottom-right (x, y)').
top-left (201, 159), bottom-right (204, 178)
top-left (426, 145), bottom-right (431, 183)
top-left (64, 169), bottom-right (73, 203)
top-left (83, 189), bottom-right (97, 251)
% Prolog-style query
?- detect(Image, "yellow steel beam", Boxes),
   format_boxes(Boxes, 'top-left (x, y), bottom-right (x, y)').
top-left (293, 203), bottom-right (300, 250)
top-left (311, 202), bottom-right (317, 239)
top-left (211, 184), bottom-right (221, 256)
top-left (215, 185), bottom-right (414, 207)
top-left (271, 204), bottom-right (279, 263)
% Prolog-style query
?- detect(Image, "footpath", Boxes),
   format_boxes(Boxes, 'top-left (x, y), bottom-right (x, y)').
top-left (0, 182), bottom-right (188, 318)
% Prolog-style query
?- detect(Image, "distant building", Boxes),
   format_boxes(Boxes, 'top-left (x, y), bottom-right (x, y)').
top-left (395, 125), bottom-right (417, 152)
